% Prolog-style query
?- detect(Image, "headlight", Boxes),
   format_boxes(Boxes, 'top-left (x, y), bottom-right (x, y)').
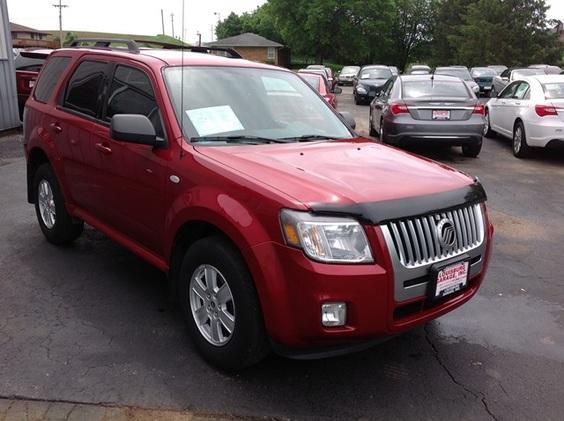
top-left (356, 84), bottom-right (367, 94)
top-left (280, 209), bottom-right (374, 263)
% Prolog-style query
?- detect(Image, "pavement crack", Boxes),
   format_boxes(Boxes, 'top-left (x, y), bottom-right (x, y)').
top-left (424, 324), bottom-right (499, 421)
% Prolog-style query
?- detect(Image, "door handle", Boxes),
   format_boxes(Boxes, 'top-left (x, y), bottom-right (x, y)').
top-left (49, 122), bottom-right (62, 134)
top-left (95, 142), bottom-right (112, 155)
top-left (515, 102), bottom-right (521, 105)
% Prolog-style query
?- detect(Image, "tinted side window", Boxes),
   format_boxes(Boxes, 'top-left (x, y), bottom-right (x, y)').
top-left (34, 57), bottom-right (71, 103)
top-left (500, 69), bottom-right (510, 78)
top-left (105, 66), bottom-right (163, 137)
top-left (64, 61), bottom-right (108, 117)
top-left (514, 82), bottom-right (530, 99)
top-left (499, 82), bottom-right (519, 99)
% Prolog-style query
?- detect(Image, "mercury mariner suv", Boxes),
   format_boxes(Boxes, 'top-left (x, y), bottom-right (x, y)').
top-left (23, 39), bottom-right (493, 370)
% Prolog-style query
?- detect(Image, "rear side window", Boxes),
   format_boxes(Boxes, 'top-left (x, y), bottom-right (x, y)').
top-left (542, 82), bottom-right (564, 99)
top-left (34, 57), bottom-right (70, 103)
top-left (64, 61), bottom-right (108, 117)
top-left (105, 65), bottom-right (163, 137)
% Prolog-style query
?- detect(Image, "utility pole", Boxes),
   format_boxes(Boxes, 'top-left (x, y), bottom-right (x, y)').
top-left (197, 31), bottom-right (201, 47)
top-left (213, 12), bottom-right (221, 41)
top-left (171, 13), bottom-right (175, 39)
top-left (52, 0), bottom-right (68, 48)
top-left (161, 9), bottom-right (165, 36)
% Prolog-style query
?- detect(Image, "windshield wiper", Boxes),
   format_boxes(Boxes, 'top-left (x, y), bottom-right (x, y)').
top-left (280, 134), bottom-right (341, 142)
top-left (190, 135), bottom-right (287, 144)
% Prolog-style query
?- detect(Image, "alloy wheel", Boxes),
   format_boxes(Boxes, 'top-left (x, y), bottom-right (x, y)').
top-left (514, 126), bottom-right (522, 154)
top-left (38, 179), bottom-right (56, 229)
top-left (483, 112), bottom-right (490, 136)
top-left (189, 264), bottom-right (236, 346)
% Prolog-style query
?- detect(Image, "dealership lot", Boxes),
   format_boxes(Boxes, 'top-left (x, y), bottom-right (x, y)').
top-left (1, 88), bottom-right (563, 420)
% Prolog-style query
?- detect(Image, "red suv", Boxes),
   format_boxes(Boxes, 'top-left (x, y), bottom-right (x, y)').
top-left (24, 40), bottom-right (493, 370)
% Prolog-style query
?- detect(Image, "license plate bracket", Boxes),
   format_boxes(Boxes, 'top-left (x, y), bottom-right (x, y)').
top-left (432, 110), bottom-right (450, 120)
top-left (427, 255), bottom-right (470, 300)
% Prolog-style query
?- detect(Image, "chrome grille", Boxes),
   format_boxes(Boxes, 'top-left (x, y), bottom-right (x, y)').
top-left (385, 204), bottom-right (484, 268)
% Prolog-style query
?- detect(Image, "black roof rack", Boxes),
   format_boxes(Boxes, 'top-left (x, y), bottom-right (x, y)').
top-left (67, 38), bottom-right (242, 58)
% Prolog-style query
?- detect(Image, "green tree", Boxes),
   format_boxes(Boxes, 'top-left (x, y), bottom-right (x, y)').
top-left (449, 0), bottom-right (561, 66)
top-left (216, 12), bottom-right (243, 39)
top-left (63, 31), bottom-right (76, 46)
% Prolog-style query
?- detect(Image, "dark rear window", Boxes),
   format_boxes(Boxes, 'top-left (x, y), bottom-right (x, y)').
top-left (402, 80), bottom-right (470, 99)
top-left (34, 57), bottom-right (71, 103)
top-left (64, 60), bottom-right (108, 117)
top-left (359, 68), bottom-right (392, 80)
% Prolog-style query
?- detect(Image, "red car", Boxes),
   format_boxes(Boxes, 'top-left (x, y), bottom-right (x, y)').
top-left (298, 71), bottom-right (341, 108)
top-left (15, 49), bottom-right (52, 120)
top-left (23, 40), bottom-right (493, 371)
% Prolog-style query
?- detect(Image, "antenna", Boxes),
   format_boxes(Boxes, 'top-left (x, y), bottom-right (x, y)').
top-left (161, 9), bottom-right (165, 36)
top-left (180, 0), bottom-right (185, 157)
top-left (171, 13), bottom-right (175, 38)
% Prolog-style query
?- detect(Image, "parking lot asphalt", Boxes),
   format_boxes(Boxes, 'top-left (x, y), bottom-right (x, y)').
top-left (1, 89), bottom-right (563, 420)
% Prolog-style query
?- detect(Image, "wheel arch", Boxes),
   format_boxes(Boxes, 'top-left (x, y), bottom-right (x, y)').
top-left (27, 147), bottom-right (50, 203)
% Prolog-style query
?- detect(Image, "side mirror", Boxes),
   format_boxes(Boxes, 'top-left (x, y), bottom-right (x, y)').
top-left (332, 86), bottom-right (343, 94)
top-left (110, 114), bottom-right (159, 146)
top-left (339, 111), bottom-right (356, 130)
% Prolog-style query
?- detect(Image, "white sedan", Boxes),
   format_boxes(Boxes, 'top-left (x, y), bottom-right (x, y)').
top-left (484, 75), bottom-right (564, 158)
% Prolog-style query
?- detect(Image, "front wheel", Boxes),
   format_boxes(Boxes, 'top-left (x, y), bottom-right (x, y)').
top-left (369, 111), bottom-right (377, 137)
top-left (513, 121), bottom-right (531, 158)
top-left (490, 87), bottom-right (497, 98)
top-left (483, 109), bottom-right (495, 138)
top-left (178, 236), bottom-right (269, 371)
top-left (33, 164), bottom-right (83, 245)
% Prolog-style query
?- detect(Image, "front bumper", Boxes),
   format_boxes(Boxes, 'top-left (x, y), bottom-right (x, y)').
top-left (249, 220), bottom-right (493, 355)
top-left (385, 118), bottom-right (484, 146)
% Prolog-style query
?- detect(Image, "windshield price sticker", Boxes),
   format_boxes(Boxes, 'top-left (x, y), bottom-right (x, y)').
top-left (435, 261), bottom-right (468, 298)
top-left (186, 105), bottom-right (244, 137)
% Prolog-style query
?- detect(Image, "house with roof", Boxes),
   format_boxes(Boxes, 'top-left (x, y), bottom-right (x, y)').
top-left (207, 32), bottom-right (288, 67)
top-left (10, 22), bottom-right (53, 48)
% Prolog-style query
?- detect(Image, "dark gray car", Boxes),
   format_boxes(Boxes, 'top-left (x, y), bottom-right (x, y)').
top-left (368, 74), bottom-right (485, 157)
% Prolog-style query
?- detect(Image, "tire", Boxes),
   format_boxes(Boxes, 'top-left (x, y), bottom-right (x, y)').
top-left (483, 109), bottom-right (495, 138)
top-left (369, 111), bottom-right (377, 137)
top-left (513, 121), bottom-right (531, 158)
top-left (33, 164), bottom-right (83, 245)
top-left (462, 141), bottom-right (482, 158)
top-left (490, 87), bottom-right (497, 98)
top-left (354, 93), bottom-right (360, 105)
top-left (379, 119), bottom-right (388, 143)
top-left (178, 236), bottom-right (269, 371)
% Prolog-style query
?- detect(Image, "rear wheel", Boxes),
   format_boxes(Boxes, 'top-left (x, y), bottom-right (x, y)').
top-left (379, 119), bottom-right (388, 143)
top-left (483, 109), bottom-right (495, 138)
top-left (462, 141), bottom-right (482, 158)
top-left (354, 93), bottom-right (360, 105)
top-left (178, 236), bottom-right (269, 371)
top-left (490, 86), bottom-right (497, 98)
top-left (513, 121), bottom-right (531, 158)
top-left (33, 164), bottom-right (83, 245)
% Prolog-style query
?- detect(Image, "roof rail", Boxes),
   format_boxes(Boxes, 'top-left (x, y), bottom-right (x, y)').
top-left (69, 38), bottom-right (140, 53)
top-left (67, 38), bottom-right (243, 58)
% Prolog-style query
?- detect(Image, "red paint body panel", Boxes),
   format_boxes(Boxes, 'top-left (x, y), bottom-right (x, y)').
top-left (23, 48), bottom-right (493, 353)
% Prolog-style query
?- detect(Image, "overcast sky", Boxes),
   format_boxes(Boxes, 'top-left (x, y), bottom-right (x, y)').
top-left (6, 0), bottom-right (564, 45)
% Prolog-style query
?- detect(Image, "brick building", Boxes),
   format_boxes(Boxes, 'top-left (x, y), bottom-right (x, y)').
top-left (207, 33), bottom-right (288, 67)
top-left (10, 22), bottom-right (53, 48)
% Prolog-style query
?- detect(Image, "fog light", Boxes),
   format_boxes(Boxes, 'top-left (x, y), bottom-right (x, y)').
top-left (321, 302), bottom-right (347, 327)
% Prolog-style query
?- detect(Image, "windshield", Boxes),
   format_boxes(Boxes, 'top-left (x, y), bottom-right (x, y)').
top-left (164, 66), bottom-right (352, 143)
top-left (300, 74), bottom-right (321, 91)
top-left (402, 80), bottom-right (470, 99)
top-left (471, 68), bottom-right (496, 77)
top-left (341, 66), bottom-right (359, 75)
top-left (542, 82), bottom-right (564, 99)
top-left (435, 68), bottom-right (472, 81)
top-left (359, 68), bottom-right (392, 79)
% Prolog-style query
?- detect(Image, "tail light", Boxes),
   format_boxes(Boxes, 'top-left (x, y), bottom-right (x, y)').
top-left (535, 104), bottom-right (558, 117)
top-left (390, 102), bottom-right (410, 115)
top-left (473, 104), bottom-right (485, 115)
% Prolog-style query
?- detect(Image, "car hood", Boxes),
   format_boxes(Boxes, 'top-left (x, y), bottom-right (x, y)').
top-left (357, 79), bottom-right (387, 87)
top-left (194, 138), bottom-right (474, 208)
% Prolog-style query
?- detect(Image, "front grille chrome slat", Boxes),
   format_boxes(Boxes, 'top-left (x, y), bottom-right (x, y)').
top-left (385, 204), bottom-right (485, 268)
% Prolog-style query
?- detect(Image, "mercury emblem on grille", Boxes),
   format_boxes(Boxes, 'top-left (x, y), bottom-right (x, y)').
top-left (436, 218), bottom-right (456, 249)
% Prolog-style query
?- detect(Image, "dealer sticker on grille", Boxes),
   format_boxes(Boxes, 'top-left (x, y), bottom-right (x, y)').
top-left (435, 261), bottom-right (469, 298)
